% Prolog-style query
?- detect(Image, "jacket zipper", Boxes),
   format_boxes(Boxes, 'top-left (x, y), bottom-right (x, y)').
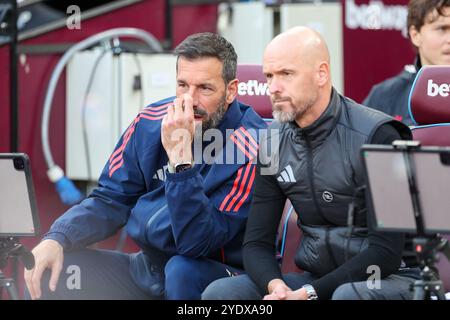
top-left (302, 132), bottom-right (339, 268)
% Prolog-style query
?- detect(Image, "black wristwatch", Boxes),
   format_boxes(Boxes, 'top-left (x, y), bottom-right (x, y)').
top-left (175, 162), bottom-right (193, 173)
top-left (168, 161), bottom-right (193, 174)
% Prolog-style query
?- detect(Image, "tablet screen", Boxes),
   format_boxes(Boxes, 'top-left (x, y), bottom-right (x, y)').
top-left (362, 150), bottom-right (417, 232)
top-left (0, 154), bottom-right (39, 236)
top-left (362, 147), bottom-right (450, 234)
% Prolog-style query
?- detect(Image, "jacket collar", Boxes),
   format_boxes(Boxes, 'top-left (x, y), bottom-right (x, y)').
top-left (289, 88), bottom-right (341, 147)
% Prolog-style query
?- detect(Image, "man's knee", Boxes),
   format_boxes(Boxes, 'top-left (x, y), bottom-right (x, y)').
top-left (202, 277), bottom-right (235, 300)
top-left (165, 255), bottom-right (201, 286)
top-left (202, 275), bottom-right (261, 300)
top-left (332, 282), bottom-right (374, 300)
top-left (164, 255), bottom-right (207, 299)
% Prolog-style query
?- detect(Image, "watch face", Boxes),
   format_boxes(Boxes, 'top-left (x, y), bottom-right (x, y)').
top-left (303, 285), bottom-right (318, 300)
top-left (175, 163), bottom-right (192, 173)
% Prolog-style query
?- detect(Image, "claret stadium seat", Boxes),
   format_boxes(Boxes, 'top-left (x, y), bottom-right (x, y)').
top-left (409, 65), bottom-right (450, 292)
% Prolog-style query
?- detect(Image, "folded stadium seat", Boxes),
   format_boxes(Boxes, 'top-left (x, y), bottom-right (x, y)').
top-left (237, 64), bottom-right (303, 274)
top-left (409, 65), bottom-right (450, 292)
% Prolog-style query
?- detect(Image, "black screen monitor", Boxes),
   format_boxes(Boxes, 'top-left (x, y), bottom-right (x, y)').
top-left (0, 153), bottom-right (40, 237)
top-left (361, 144), bottom-right (450, 235)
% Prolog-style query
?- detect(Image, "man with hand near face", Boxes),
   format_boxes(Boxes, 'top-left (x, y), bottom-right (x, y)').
top-left (24, 32), bottom-right (266, 300)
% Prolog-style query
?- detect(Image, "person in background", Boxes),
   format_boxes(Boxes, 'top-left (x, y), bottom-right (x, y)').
top-left (364, 0), bottom-right (450, 126)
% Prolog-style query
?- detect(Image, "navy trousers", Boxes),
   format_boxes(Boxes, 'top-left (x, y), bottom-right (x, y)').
top-left (24, 248), bottom-right (242, 300)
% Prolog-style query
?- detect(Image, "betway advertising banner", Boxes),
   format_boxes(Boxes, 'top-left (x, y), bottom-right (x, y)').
top-left (343, 0), bottom-right (415, 103)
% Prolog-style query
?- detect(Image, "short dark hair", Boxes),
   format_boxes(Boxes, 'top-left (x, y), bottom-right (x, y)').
top-left (407, 0), bottom-right (450, 32)
top-left (173, 32), bottom-right (237, 84)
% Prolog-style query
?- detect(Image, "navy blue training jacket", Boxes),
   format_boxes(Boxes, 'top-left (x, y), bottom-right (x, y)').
top-left (45, 97), bottom-right (267, 276)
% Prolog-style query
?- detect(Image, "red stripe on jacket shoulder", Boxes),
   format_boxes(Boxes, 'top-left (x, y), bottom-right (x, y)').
top-left (108, 107), bottom-right (168, 177)
top-left (144, 101), bottom-right (172, 112)
top-left (230, 127), bottom-right (259, 161)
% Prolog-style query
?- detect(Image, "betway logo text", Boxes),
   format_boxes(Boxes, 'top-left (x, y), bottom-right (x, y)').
top-left (238, 80), bottom-right (270, 96)
top-left (427, 79), bottom-right (450, 97)
top-left (345, 0), bottom-right (408, 37)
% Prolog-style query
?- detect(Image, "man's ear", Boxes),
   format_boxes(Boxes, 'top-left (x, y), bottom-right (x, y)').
top-left (225, 79), bottom-right (238, 104)
top-left (409, 25), bottom-right (421, 48)
top-left (317, 62), bottom-right (330, 87)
